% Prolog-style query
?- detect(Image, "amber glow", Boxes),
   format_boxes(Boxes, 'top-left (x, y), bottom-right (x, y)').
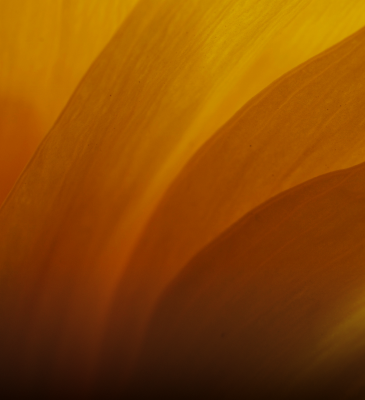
top-left (1, 0), bottom-right (365, 398)
top-left (0, 0), bottom-right (139, 204)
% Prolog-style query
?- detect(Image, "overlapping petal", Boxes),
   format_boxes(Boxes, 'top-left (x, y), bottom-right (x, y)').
top-left (0, 0), bottom-right (312, 391)
top-left (2, 1), bottom-right (365, 205)
top-left (1, 0), bottom-right (365, 396)
top-left (132, 161), bottom-right (365, 398)
top-left (100, 26), bottom-right (365, 389)
top-left (0, 0), bottom-right (139, 204)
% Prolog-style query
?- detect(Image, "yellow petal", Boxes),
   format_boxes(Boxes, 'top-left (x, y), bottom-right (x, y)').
top-left (200, 1), bottom-right (365, 147)
top-left (0, 0), bottom-right (309, 391)
top-left (0, 0), bottom-right (139, 204)
top-left (2, 1), bottom-right (365, 205)
top-left (1, 0), bottom-right (365, 395)
top-left (106, 26), bottom-right (365, 383)
top-left (132, 161), bottom-right (365, 398)
top-left (213, 0), bottom-right (365, 131)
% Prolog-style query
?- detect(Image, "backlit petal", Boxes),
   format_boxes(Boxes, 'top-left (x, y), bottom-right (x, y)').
top-left (132, 161), bottom-right (365, 398)
top-left (1, 0), bottom-right (365, 396)
top-left (2, 1), bottom-right (365, 205)
top-left (102, 26), bottom-right (365, 388)
top-left (0, 0), bottom-right (139, 204)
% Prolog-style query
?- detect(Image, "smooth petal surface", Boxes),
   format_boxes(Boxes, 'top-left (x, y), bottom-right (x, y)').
top-left (200, 0), bottom-right (365, 145)
top-left (0, 0), bottom-right (310, 392)
top-left (0, 0), bottom-right (138, 204)
top-left (1, 0), bottom-right (365, 396)
top-left (2, 1), bottom-right (365, 205)
top-left (132, 161), bottom-right (365, 398)
top-left (101, 25), bottom-right (365, 385)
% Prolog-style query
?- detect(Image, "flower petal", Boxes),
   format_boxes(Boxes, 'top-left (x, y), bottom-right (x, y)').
top-left (0, 0), bottom-right (139, 204)
top-left (2, 1), bottom-right (365, 205)
top-left (1, 0), bottom-right (365, 395)
top-left (132, 161), bottom-right (365, 398)
top-left (101, 26), bottom-right (365, 387)
top-left (0, 0), bottom-right (311, 392)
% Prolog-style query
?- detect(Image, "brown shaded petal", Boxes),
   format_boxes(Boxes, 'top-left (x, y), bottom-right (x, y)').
top-left (101, 26), bottom-right (365, 387)
top-left (1, 0), bottom-right (365, 396)
top-left (0, 0), bottom-right (315, 393)
top-left (132, 161), bottom-right (365, 398)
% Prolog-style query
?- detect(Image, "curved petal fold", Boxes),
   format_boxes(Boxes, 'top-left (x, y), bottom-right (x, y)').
top-left (132, 161), bottom-right (365, 398)
top-left (2, 0), bottom-right (365, 205)
top-left (0, 0), bottom-right (139, 204)
top-left (101, 25), bottom-right (365, 388)
top-left (0, 0), bottom-right (312, 392)
top-left (1, 0), bottom-right (365, 396)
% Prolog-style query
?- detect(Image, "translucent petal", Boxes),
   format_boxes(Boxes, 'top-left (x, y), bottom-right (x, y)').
top-left (132, 162), bottom-right (365, 398)
top-left (0, 0), bottom-right (311, 392)
top-left (0, 0), bottom-right (139, 204)
top-left (103, 27), bottom-right (365, 385)
top-left (1, 0), bottom-right (365, 395)
top-left (2, 1), bottom-right (365, 205)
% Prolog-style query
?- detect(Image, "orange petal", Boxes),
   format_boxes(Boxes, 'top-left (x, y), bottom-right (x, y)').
top-left (2, 1), bottom-right (365, 205)
top-left (0, 0), bottom-right (139, 204)
top-left (131, 161), bottom-right (365, 398)
top-left (1, 0), bottom-right (365, 395)
top-left (102, 26), bottom-right (365, 384)
top-left (0, 0), bottom-right (315, 393)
